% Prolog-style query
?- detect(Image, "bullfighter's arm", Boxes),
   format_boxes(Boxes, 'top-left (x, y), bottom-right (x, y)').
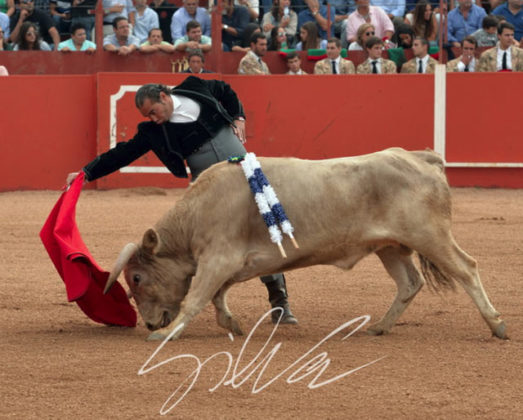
top-left (82, 128), bottom-right (152, 182)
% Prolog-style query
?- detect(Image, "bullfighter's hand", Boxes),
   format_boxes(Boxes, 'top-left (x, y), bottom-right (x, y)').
top-left (66, 172), bottom-right (86, 187)
top-left (233, 119), bottom-right (246, 144)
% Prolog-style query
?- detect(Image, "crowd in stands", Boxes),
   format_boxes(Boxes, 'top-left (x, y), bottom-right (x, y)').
top-left (0, 0), bottom-right (522, 73)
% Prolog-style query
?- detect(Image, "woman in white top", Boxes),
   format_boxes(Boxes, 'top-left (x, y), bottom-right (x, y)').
top-left (13, 22), bottom-right (51, 51)
top-left (348, 23), bottom-right (375, 51)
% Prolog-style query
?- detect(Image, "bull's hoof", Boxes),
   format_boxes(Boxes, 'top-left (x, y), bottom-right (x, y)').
top-left (493, 321), bottom-right (508, 340)
top-left (366, 323), bottom-right (389, 336)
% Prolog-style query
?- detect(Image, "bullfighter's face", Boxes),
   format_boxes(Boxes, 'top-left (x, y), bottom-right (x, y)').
top-left (139, 91), bottom-right (173, 124)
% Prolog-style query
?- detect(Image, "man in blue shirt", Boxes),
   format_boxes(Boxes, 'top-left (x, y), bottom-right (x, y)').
top-left (170, 0), bottom-right (211, 42)
top-left (447, 0), bottom-right (486, 48)
top-left (492, 0), bottom-right (523, 42)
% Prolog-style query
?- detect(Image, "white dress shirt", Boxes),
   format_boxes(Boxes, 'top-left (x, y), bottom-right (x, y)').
top-left (456, 57), bottom-right (476, 72)
top-left (169, 95), bottom-right (201, 123)
top-left (417, 55), bottom-right (430, 73)
top-left (496, 47), bottom-right (512, 71)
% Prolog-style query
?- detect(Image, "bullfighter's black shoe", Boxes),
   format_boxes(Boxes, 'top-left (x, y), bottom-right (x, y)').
top-left (261, 273), bottom-right (298, 325)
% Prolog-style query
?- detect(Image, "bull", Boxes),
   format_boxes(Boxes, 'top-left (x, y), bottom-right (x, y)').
top-left (105, 148), bottom-right (507, 341)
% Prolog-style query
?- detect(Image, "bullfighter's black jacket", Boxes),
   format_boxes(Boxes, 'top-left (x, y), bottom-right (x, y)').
top-left (83, 76), bottom-right (246, 181)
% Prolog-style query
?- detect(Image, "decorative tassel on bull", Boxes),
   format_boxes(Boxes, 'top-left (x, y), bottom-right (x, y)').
top-left (230, 153), bottom-right (299, 258)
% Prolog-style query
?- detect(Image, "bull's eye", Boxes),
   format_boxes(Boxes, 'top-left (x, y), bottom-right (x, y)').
top-left (133, 274), bottom-right (141, 285)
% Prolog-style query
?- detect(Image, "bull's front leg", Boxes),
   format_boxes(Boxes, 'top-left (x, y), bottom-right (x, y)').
top-left (212, 281), bottom-right (243, 336)
top-left (147, 258), bottom-right (239, 341)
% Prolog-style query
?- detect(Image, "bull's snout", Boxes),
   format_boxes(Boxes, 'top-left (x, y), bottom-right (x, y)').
top-left (145, 312), bottom-right (171, 331)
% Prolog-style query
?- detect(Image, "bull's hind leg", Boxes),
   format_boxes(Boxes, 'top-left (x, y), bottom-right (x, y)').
top-left (367, 246), bottom-right (425, 335)
top-left (419, 234), bottom-right (506, 339)
top-left (212, 281), bottom-right (243, 336)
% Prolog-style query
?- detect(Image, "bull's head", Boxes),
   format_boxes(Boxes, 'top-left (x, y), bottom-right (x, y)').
top-left (105, 228), bottom-right (194, 331)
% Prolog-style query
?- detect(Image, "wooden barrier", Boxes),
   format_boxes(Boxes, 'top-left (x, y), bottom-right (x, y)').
top-left (0, 72), bottom-right (521, 191)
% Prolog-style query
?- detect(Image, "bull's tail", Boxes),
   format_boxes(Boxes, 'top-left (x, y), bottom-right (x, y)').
top-left (417, 253), bottom-right (456, 292)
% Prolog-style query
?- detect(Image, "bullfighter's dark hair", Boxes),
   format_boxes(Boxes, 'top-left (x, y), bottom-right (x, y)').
top-left (135, 84), bottom-right (172, 108)
top-left (413, 36), bottom-right (429, 47)
top-left (250, 32), bottom-right (266, 45)
top-left (498, 21), bottom-right (515, 35)
top-left (364, 36), bottom-right (384, 50)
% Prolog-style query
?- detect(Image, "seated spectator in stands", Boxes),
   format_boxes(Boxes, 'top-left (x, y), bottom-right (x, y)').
top-left (285, 50), bottom-right (307, 74)
top-left (174, 19), bottom-right (211, 52)
top-left (235, 0), bottom-right (260, 21)
top-left (181, 48), bottom-right (213, 73)
top-left (295, 21), bottom-right (327, 50)
top-left (372, 0), bottom-right (406, 27)
top-left (0, 22), bottom-right (12, 50)
top-left (268, 26), bottom-right (288, 50)
top-left (298, 0), bottom-right (336, 40)
top-left (139, 27), bottom-right (174, 52)
top-left (13, 21), bottom-right (51, 50)
top-left (401, 36), bottom-right (437, 73)
top-left (103, 16), bottom-right (140, 54)
top-left (231, 21), bottom-right (260, 52)
top-left (9, 0), bottom-right (60, 49)
top-left (170, 0), bottom-right (210, 42)
top-left (150, 0), bottom-right (176, 43)
top-left (394, 22), bottom-right (415, 48)
top-left (50, 0), bottom-right (72, 34)
top-left (470, 15), bottom-right (498, 47)
top-left (102, 0), bottom-right (136, 37)
top-left (0, 10), bottom-right (10, 40)
top-left (0, 0), bottom-right (14, 17)
top-left (314, 37), bottom-right (356, 73)
top-left (133, 0), bottom-right (159, 44)
top-left (447, 0), bottom-right (486, 49)
top-left (346, 0), bottom-right (394, 45)
top-left (0, 64), bottom-right (8, 75)
top-left (330, 0), bottom-right (355, 39)
top-left (71, 0), bottom-right (96, 41)
top-left (404, 1), bottom-right (438, 47)
top-left (222, 0), bottom-right (250, 51)
top-left (357, 36), bottom-right (397, 73)
top-left (238, 32), bottom-right (271, 74)
top-left (492, 0), bottom-right (522, 42)
top-left (477, 22), bottom-right (523, 71)
top-left (446, 35), bottom-right (477, 71)
top-left (262, 0), bottom-right (297, 45)
top-left (348, 22), bottom-right (375, 50)
top-left (58, 22), bottom-right (96, 51)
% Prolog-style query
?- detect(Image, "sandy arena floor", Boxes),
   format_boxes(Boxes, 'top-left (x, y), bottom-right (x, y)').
top-left (1, 187), bottom-right (522, 419)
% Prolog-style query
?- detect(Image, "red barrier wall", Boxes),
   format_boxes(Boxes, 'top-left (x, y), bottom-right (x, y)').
top-left (0, 72), bottom-right (521, 191)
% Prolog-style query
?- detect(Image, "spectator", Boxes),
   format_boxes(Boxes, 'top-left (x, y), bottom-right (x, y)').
top-left (235, 0), bottom-right (260, 21)
top-left (0, 21), bottom-right (11, 50)
top-left (394, 22), bottom-right (414, 48)
top-left (103, 16), bottom-right (140, 54)
top-left (170, 0), bottom-right (210, 42)
top-left (314, 37), bottom-right (356, 73)
top-left (58, 21), bottom-right (96, 51)
top-left (477, 22), bottom-right (523, 71)
top-left (295, 20), bottom-right (327, 50)
top-left (346, 0), bottom-right (394, 44)
top-left (133, 0), bottom-right (159, 44)
top-left (0, 0), bottom-right (14, 17)
top-left (231, 21), bottom-right (260, 52)
top-left (13, 21), bottom-right (51, 49)
top-left (471, 15), bottom-right (498, 47)
top-left (181, 49), bottom-right (213, 73)
top-left (492, 0), bottom-right (522, 42)
top-left (222, 0), bottom-right (250, 51)
top-left (285, 50), bottom-right (307, 73)
top-left (298, 0), bottom-right (336, 40)
top-left (0, 64), bottom-right (8, 75)
top-left (356, 35), bottom-right (397, 73)
top-left (348, 22), bottom-right (375, 50)
top-left (447, 0), bottom-right (486, 48)
top-left (372, 0), bottom-right (406, 27)
top-left (71, 0), bottom-right (96, 41)
top-left (174, 20), bottom-right (211, 52)
top-left (401, 36), bottom-right (437, 72)
top-left (150, 0), bottom-right (176, 43)
top-left (446, 35), bottom-right (477, 71)
top-left (9, 0), bottom-right (60, 49)
top-left (50, 0), bottom-right (72, 34)
top-left (139, 27), bottom-right (174, 52)
top-left (102, 0), bottom-right (136, 37)
top-left (0, 10), bottom-right (10, 40)
top-left (404, 0), bottom-right (438, 46)
top-left (238, 32), bottom-right (271, 74)
top-left (268, 26), bottom-right (288, 49)
top-left (262, 0), bottom-right (297, 44)
top-left (330, 0), bottom-right (356, 38)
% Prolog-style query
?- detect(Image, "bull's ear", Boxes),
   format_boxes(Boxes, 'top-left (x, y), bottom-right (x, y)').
top-left (142, 228), bottom-right (161, 255)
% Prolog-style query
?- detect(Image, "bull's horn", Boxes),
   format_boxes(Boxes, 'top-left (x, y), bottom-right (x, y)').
top-left (103, 243), bottom-right (138, 295)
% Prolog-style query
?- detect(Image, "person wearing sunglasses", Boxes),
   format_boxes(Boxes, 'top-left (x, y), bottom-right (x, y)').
top-left (9, 0), bottom-right (60, 49)
top-left (348, 22), bottom-right (375, 50)
top-left (346, 0), bottom-right (394, 46)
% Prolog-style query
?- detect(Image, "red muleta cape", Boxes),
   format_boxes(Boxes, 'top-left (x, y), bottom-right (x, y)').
top-left (40, 173), bottom-right (136, 327)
